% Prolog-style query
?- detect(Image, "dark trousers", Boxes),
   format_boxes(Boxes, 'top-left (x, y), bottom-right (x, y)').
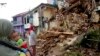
top-left (28, 45), bottom-right (36, 56)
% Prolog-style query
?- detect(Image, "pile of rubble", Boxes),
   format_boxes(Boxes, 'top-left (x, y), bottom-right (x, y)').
top-left (56, 12), bottom-right (89, 34)
top-left (36, 28), bottom-right (76, 56)
top-left (36, 13), bottom-right (89, 56)
top-left (36, 0), bottom-right (100, 56)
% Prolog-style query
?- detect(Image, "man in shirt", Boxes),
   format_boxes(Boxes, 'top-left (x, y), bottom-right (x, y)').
top-left (25, 28), bottom-right (36, 56)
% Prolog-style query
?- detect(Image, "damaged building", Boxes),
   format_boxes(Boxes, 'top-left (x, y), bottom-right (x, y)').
top-left (36, 0), bottom-right (100, 56)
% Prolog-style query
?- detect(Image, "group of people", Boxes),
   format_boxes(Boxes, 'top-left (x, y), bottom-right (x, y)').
top-left (0, 19), bottom-right (36, 56)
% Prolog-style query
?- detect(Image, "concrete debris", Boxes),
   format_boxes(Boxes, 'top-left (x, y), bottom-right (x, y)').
top-left (36, 0), bottom-right (100, 56)
top-left (91, 11), bottom-right (100, 22)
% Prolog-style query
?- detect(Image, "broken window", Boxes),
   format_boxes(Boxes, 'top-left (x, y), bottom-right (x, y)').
top-left (27, 16), bottom-right (30, 23)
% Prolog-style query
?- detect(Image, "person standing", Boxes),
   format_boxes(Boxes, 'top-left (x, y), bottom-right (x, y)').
top-left (25, 27), bottom-right (36, 56)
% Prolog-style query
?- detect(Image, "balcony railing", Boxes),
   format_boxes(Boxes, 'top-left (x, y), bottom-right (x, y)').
top-left (24, 23), bottom-right (31, 29)
top-left (12, 21), bottom-right (23, 26)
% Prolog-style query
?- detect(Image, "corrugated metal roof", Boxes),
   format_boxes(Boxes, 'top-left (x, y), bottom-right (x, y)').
top-left (13, 11), bottom-right (28, 18)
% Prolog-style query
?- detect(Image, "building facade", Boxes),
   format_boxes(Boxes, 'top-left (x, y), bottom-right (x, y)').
top-left (12, 3), bottom-right (57, 35)
top-left (12, 12), bottom-right (27, 36)
top-left (23, 3), bottom-right (57, 34)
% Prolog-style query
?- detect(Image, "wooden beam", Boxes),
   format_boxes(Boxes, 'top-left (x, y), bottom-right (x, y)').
top-left (46, 31), bottom-right (74, 35)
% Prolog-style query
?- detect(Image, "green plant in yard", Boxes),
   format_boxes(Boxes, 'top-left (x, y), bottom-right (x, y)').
top-left (87, 29), bottom-right (100, 40)
top-left (81, 28), bottom-right (100, 48)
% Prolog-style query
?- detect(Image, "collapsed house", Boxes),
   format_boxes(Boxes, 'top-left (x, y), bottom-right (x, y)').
top-left (36, 0), bottom-right (100, 56)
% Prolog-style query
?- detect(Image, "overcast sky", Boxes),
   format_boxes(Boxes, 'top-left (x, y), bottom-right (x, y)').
top-left (0, 0), bottom-right (47, 21)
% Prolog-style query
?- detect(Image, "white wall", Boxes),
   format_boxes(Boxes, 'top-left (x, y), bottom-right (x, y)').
top-left (24, 23), bottom-right (31, 29)
top-left (33, 12), bottom-right (39, 26)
